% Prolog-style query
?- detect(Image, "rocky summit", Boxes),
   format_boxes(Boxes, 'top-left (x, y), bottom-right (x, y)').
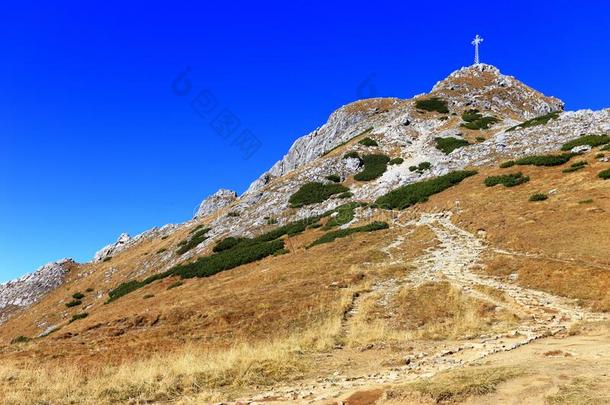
top-left (1, 64), bottom-right (609, 404)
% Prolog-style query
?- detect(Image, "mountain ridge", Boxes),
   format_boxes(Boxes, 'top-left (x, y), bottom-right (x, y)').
top-left (1, 63), bottom-right (607, 320)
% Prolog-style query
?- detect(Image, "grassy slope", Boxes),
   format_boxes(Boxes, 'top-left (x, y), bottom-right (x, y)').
top-left (0, 149), bottom-right (609, 403)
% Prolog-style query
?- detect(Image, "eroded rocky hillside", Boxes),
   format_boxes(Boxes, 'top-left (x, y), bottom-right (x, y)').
top-left (1, 63), bottom-right (609, 404)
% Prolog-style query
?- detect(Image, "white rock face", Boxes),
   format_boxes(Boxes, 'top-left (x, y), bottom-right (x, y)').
top-left (93, 224), bottom-right (178, 262)
top-left (93, 233), bottom-right (131, 262)
top-left (0, 259), bottom-right (73, 323)
top-left (245, 98), bottom-right (402, 195)
top-left (194, 188), bottom-right (237, 219)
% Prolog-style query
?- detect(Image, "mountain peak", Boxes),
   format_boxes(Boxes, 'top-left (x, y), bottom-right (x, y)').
top-left (430, 64), bottom-right (564, 119)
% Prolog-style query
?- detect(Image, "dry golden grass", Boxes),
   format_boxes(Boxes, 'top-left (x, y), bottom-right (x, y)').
top-left (0, 318), bottom-right (342, 405)
top-left (482, 254), bottom-right (610, 311)
top-left (472, 283), bottom-right (507, 302)
top-left (546, 377), bottom-right (610, 405)
top-left (391, 282), bottom-right (517, 340)
top-left (385, 366), bottom-right (524, 403)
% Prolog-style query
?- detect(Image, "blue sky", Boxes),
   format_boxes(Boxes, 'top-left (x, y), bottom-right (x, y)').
top-left (1, 1), bottom-right (609, 282)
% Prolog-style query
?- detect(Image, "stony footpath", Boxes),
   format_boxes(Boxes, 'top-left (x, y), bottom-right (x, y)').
top-left (230, 212), bottom-right (607, 404)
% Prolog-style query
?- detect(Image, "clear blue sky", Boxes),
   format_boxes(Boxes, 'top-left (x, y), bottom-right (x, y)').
top-left (1, 1), bottom-right (609, 282)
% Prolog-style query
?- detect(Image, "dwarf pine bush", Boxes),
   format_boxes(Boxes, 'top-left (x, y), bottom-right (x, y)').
top-left (358, 137), bottom-right (378, 147)
top-left (415, 97), bottom-right (449, 113)
top-left (176, 227), bottom-right (211, 255)
top-left (484, 172), bottom-right (530, 187)
top-left (308, 221), bottom-right (389, 248)
top-left (598, 169), bottom-right (610, 179)
top-left (375, 171), bottom-right (477, 210)
top-left (353, 154), bottom-right (390, 181)
top-left (515, 153), bottom-right (574, 167)
top-left (325, 174), bottom-right (341, 183)
top-left (560, 134), bottom-right (609, 151)
top-left (435, 137), bottom-right (471, 154)
top-left (529, 193), bottom-right (548, 202)
top-left (507, 111), bottom-right (561, 131)
top-left (288, 182), bottom-right (349, 207)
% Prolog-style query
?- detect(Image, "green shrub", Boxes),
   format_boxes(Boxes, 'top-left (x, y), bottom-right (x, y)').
top-left (325, 174), bottom-right (341, 183)
top-left (476, 136), bottom-right (486, 142)
top-left (108, 239), bottom-right (286, 302)
top-left (308, 222), bottom-right (323, 229)
top-left (375, 171), bottom-right (477, 210)
top-left (500, 160), bottom-right (515, 168)
top-left (189, 224), bottom-right (206, 234)
top-left (389, 157), bottom-right (404, 165)
top-left (460, 110), bottom-right (499, 130)
top-left (358, 137), bottom-right (378, 147)
top-left (562, 161), bottom-right (587, 173)
top-left (273, 248), bottom-right (290, 256)
top-left (435, 137), bottom-right (471, 154)
top-left (69, 313), bottom-right (88, 323)
top-left (213, 236), bottom-right (249, 253)
top-left (10, 336), bottom-right (30, 344)
top-left (103, 257), bottom-right (112, 262)
top-left (578, 199), bottom-right (593, 204)
top-left (72, 292), bottom-right (85, 300)
top-left (308, 221), bottom-right (389, 248)
top-left (323, 202), bottom-right (363, 229)
top-left (337, 191), bottom-right (353, 199)
top-left (156, 248), bottom-right (167, 254)
top-left (529, 193), bottom-right (548, 202)
top-left (415, 97), bottom-right (449, 113)
top-left (65, 300), bottom-right (82, 308)
top-left (343, 151), bottom-right (360, 159)
top-left (171, 239), bottom-right (285, 279)
top-left (288, 182), bottom-right (350, 208)
top-left (176, 227), bottom-right (211, 255)
top-left (596, 153), bottom-right (605, 159)
top-left (598, 169), bottom-right (610, 179)
top-left (507, 111), bottom-right (561, 131)
top-left (409, 162), bottom-right (432, 173)
top-left (143, 294), bottom-right (155, 299)
top-left (461, 109), bottom-right (482, 122)
top-left (602, 144), bottom-right (610, 151)
top-left (515, 153), bottom-right (575, 167)
top-left (484, 172), bottom-right (530, 187)
top-left (354, 154), bottom-right (390, 181)
top-left (85, 288), bottom-right (94, 293)
top-left (560, 134), bottom-right (609, 151)
top-left (167, 281), bottom-right (184, 290)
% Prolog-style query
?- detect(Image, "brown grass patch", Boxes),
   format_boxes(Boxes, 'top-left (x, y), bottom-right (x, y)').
top-left (546, 377), bottom-right (610, 405)
top-left (391, 282), bottom-right (517, 340)
top-left (482, 254), bottom-right (610, 311)
top-left (0, 319), bottom-right (342, 405)
top-left (385, 366), bottom-right (524, 403)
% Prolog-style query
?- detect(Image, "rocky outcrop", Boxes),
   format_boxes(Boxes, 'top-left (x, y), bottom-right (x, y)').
top-left (0, 259), bottom-right (74, 324)
top-left (93, 233), bottom-right (131, 262)
top-left (93, 224), bottom-right (178, 262)
top-left (430, 64), bottom-right (564, 119)
top-left (194, 188), bottom-right (237, 219)
top-left (245, 98), bottom-right (403, 195)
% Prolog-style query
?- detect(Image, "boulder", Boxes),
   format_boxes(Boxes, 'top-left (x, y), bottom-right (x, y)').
top-left (194, 189), bottom-right (237, 219)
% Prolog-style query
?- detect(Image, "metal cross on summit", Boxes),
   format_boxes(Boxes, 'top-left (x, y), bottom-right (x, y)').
top-left (471, 34), bottom-right (484, 65)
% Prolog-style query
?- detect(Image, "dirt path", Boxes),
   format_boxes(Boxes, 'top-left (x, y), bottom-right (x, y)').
top-left (234, 211), bottom-right (607, 404)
